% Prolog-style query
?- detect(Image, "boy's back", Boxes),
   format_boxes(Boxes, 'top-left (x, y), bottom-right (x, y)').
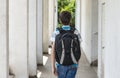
top-left (51, 11), bottom-right (81, 78)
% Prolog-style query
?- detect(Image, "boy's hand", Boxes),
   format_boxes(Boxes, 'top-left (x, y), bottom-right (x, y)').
top-left (52, 67), bottom-right (57, 76)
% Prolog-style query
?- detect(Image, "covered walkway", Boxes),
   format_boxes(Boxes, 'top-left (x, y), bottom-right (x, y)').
top-left (1, 0), bottom-right (120, 78)
top-left (36, 50), bottom-right (97, 78)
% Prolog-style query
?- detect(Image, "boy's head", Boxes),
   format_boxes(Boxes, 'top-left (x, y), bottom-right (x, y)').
top-left (59, 11), bottom-right (71, 25)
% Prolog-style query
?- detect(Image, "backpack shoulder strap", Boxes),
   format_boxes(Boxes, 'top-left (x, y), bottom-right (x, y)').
top-left (70, 27), bottom-right (76, 33)
top-left (56, 27), bottom-right (62, 31)
top-left (56, 27), bottom-right (64, 34)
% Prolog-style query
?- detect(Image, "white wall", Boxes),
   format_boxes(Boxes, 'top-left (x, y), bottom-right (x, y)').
top-left (0, 0), bottom-right (9, 77)
top-left (81, 0), bottom-right (92, 63)
top-left (9, 0), bottom-right (28, 78)
top-left (37, 0), bottom-right (43, 64)
top-left (28, 0), bottom-right (37, 76)
top-left (104, 0), bottom-right (120, 78)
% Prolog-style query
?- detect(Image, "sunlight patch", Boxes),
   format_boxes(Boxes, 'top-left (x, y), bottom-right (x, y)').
top-left (37, 70), bottom-right (42, 78)
top-left (43, 56), bottom-right (48, 65)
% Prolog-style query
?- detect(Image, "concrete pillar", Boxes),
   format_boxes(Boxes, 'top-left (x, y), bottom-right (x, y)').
top-left (98, 0), bottom-right (105, 78)
top-left (98, 2), bottom-right (102, 78)
top-left (91, 0), bottom-right (98, 62)
top-left (48, 0), bottom-right (54, 42)
top-left (28, 0), bottom-right (37, 76)
top-left (54, 0), bottom-right (58, 29)
top-left (37, 0), bottom-right (43, 64)
top-left (104, 0), bottom-right (120, 78)
top-left (0, 0), bottom-right (9, 78)
top-left (43, 0), bottom-right (49, 53)
top-left (81, 0), bottom-right (92, 63)
top-left (9, 0), bottom-right (29, 78)
top-left (75, 0), bottom-right (81, 32)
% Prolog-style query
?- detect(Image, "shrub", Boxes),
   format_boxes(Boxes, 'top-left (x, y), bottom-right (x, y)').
top-left (58, 0), bottom-right (75, 27)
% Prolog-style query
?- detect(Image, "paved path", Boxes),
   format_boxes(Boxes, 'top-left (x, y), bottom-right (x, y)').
top-left (37, 52), bottom-right (98, 78)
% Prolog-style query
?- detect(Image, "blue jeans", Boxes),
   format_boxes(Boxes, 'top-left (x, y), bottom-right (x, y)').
top-left (57, 65), bottom-right (78, 78)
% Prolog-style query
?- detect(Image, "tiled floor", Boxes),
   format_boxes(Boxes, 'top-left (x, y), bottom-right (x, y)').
top-left (37, 52), bottom-right (98, 78)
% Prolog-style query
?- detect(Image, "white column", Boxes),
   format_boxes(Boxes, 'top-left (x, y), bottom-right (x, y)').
top-left (81, 0), bottom-right (92, 63)
top-left (98, 1), bottom-right (102, 78)
top-left (75, 0), bottom-right (81, 32)
top-left (37, 0), bottom-right (43, 64)
top-left (28, 0), bottom-right (37, 76)
top-left (48, 0), bottom-right (54, 41)
top-left (0, 0), bottom-right (9, 78)
top-left (53, 0), bottom-right (56, 30)
top-left (9, 0), bottom-right (29, 78)
top-left (43, 0), bottom-right (49, 53)
top-left (54, 0), bottom-right (58, 29)
top-left (104, 0), bottom-right (120, 78)
top-left (98, 0), bottom-right (105, 78)
top-left (91, 0), bottom-right (98, 62)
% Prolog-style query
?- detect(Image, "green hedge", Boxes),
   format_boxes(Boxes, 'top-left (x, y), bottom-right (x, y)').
top-left (58, 0), bottom-right (75, 27)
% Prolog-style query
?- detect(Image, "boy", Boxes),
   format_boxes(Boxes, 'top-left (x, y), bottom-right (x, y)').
top-left (51, 11), bottom-right (81, 78)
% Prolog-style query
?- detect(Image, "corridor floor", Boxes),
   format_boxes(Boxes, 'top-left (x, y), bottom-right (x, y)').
top-left (36, 52), bottom-right (98, 78)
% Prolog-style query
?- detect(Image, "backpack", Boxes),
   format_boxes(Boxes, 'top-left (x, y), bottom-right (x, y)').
top-left (55, 27), bottom-right (81, 66)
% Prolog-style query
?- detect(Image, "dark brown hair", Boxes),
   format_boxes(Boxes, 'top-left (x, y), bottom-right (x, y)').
top-left (59, 11), bottom-right (71, 25)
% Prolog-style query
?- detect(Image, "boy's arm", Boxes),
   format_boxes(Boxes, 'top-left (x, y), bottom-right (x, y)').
top-left (78, 42), bottom-right (82, 66)
top-left (51, 42), bottom-right (57, 76)
top-left (51, 42), bottom-right (55, 69)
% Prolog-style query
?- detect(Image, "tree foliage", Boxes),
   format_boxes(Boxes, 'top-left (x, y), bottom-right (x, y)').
top-left (58, 0), bottom-right (75, 27)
